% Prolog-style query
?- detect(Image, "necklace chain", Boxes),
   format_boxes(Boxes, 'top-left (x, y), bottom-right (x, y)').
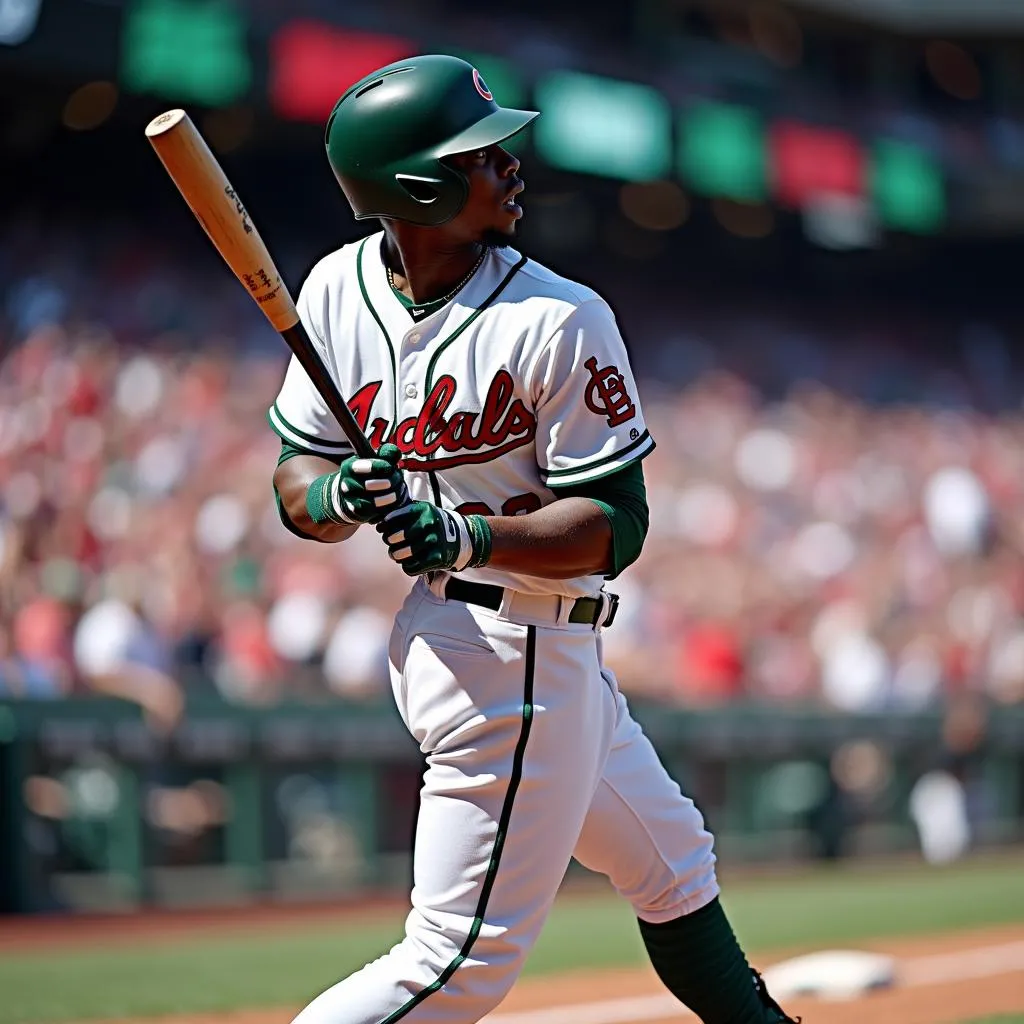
top-left (387, 249), bottom-right (486, 307)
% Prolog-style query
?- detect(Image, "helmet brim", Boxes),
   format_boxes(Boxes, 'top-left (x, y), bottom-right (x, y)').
top-left (433, 108), bottom-right (539, 159)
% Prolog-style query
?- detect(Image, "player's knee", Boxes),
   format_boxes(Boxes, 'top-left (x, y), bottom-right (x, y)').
top-left (440, 966), bottom-right (520, 1022)
top-left (456, 939), bottom-right (526, 1002)
top-left (404, 929), bottom-right (527, 1019)
top-left (632, 833), bottom-right (719, 922)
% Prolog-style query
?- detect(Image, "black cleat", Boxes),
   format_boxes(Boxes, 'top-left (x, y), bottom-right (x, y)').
top-left (752, 969), bottom-right (802, 1023)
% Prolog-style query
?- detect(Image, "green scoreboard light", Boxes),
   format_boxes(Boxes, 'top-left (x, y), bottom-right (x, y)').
top-left (534, 71), bottom-right (672, 181)
top-left (871, 141), bottom-right (945, 234)
top-left (679, 102), bottom-right (767, 202)
top-left (121, 0), bottom-right (252, 106)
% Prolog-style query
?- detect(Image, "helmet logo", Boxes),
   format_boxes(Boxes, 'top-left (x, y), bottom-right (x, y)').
top-left (472, 68), bottom-right (493, 101)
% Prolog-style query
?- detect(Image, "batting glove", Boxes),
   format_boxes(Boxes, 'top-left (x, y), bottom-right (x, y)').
top-left (376, 501), bottom-right (491, 576)
top-left (310, 443), bottom-right (408, 526)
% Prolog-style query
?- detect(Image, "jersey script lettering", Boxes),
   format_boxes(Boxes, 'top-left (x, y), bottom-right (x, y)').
top-left (349, 370), bottom-right (537, 469)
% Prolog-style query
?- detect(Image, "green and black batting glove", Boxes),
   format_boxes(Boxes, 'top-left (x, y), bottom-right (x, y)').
top-left (376, 501), bottom-right (492, 576)
top-left (307, 443), bottom-right (408, 527)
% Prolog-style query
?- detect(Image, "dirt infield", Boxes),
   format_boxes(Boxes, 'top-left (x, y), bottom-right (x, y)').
top-left (485, 923), bottom-right (1024, 1024)
top-left (49, 921), bottom-right (1023, 1024)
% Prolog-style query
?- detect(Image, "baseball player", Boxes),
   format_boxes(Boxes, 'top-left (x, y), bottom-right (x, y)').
top-left (271, 55), bottom-right (798, 1024)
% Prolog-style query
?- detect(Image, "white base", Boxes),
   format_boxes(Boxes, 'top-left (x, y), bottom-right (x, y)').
top-left (761, 950), bottom-right (897, 1002)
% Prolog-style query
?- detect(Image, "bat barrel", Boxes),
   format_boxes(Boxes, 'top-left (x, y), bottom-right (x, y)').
top-left (144, 108), bottom-right (189, 138)
top-left (146, 109), bottom-right (377, 459)
top-left (145, 109), bottom-right (298, 334)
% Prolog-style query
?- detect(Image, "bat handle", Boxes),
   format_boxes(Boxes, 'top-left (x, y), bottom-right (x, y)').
top-left (339, 412), bottom-right (376, 460)
top-left (279, 324), bottom-right (376, 458)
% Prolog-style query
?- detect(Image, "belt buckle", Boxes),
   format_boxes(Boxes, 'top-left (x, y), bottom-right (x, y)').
top-left (599, 591), bottom-right (619, 628)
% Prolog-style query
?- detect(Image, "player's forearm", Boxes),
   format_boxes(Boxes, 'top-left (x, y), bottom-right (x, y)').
top-left (274, 455), bottom-right (359, 543)
top-left (483, 498), bottom-right (612, 578)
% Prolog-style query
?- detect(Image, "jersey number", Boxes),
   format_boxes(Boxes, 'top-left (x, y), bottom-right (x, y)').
top-left (456, 492), bottom-right (542, 518)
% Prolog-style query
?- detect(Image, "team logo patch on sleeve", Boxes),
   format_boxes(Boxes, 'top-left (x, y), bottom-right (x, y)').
top-left (584, 356), bottom-right (636, 427)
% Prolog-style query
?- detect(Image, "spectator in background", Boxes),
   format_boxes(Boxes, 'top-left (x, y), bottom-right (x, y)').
top-left (0, 596), bottom-right (73, 698)
top-left (909, 696), bottom-right (990, 864)
top-left (323, 601), bottom-right (392, 699)
top-left (72, 574), bottom-right (184, 732)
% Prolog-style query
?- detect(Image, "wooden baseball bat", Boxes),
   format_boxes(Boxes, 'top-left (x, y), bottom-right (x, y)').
top-left (144, 108), bottom-right (375, 459)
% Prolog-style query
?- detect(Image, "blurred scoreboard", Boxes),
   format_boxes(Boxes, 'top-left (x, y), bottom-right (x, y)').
top-left (0, 0), bottom-right (954, 243)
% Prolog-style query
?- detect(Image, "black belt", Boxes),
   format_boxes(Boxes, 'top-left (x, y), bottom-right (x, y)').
top-left (442, 578), bottom-right (619, 628)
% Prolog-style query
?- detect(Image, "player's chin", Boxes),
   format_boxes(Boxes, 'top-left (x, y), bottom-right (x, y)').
top-left (481, 224), bottom-right (518, 249)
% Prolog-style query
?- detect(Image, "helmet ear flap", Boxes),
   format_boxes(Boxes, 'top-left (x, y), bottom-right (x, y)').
top-left (395, 175), bottom-right (444, 205)
top-left (389, 163), bottom-right (468, 226)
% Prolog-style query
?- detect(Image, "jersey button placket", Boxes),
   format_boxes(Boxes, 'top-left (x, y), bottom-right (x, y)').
top-left (399, 330), bottom-right (428, 456)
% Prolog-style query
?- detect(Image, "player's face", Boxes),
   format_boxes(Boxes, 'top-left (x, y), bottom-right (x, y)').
top-left (446, 144), bottom-right (524, 247)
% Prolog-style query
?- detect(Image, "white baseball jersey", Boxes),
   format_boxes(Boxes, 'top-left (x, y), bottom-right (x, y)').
top-left (277, 232), bottom-right (719, 1024)
top-left (268, 230), bottom-right (655, 597)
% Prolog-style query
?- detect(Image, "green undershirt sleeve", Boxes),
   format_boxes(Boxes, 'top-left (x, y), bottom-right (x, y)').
top-left (550, 459), bottom-right (650, 579)
top-left (274, 439), bottom-right (341, 541)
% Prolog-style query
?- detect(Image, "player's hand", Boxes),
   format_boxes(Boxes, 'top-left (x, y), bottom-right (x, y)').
top-left (327, 443), bottom-right (408, 525)
top-left (376, 501), bottom-right (491, 576)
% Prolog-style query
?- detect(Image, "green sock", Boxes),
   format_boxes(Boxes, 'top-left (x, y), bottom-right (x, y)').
top-left (638, 897), bottom-right (789, 1023)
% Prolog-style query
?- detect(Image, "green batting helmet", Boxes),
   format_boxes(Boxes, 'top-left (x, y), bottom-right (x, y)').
top-left (325, 54), bottom-right (538, 227)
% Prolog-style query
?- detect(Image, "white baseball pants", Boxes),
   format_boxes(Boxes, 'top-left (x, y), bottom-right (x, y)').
top-left (290, 578), bottom-right (719, 1024)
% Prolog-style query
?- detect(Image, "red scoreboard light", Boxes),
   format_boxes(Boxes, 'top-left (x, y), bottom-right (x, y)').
top-left (270, 21), bottom-right (416, 122)
top-left (769, 121), bottom-right (865, 208)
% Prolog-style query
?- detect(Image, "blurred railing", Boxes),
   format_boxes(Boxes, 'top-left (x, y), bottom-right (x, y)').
top-left (2, 697), bottom-right (1022, 914)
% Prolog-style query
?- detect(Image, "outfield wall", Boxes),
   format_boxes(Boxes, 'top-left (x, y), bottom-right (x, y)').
top-left (2, 698), bottom-right (1022, 913)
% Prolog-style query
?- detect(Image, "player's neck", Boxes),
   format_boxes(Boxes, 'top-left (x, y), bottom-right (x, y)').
top-left (382, 230), bottom-right (484, 305)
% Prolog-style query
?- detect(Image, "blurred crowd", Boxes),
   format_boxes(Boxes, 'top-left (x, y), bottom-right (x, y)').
top-left (616, 372), bottom-right (1024, 709)
top-left (2, 218), bottom-right (1024, 726)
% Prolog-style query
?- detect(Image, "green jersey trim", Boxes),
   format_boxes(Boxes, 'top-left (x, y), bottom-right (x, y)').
top-left (357, 236), bottom-right (400, 441)
top-left (541, 430), bottom-right (655, 487)
top-left (377, 625), bottom-right (537, 1024)
top-left (389, 283), bottom-right (450, 322)
top-left (424, 254), bottom-right (528, 392)
top-left (267, 405), bottom-right (352, 457)
top-left (276, 437), bottom-right (343, 467)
